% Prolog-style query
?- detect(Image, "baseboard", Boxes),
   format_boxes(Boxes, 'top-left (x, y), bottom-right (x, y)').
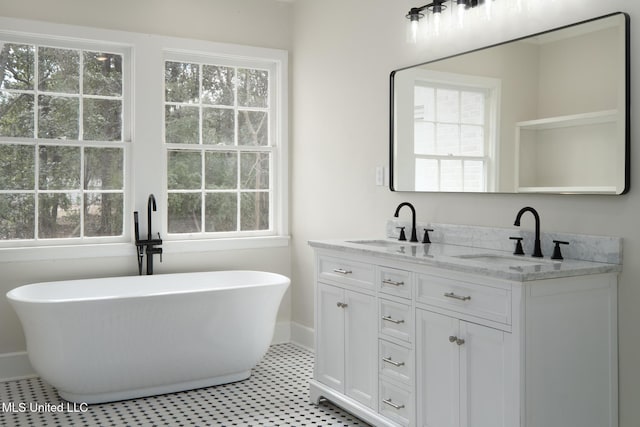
top-left (0, 351), bottom-right (35, 382)
top-left (290, 321), bottom-right (314, 352)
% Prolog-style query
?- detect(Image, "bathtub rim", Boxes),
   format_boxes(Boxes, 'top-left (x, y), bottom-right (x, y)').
top-left (6, 270), bottom-right (290, 304)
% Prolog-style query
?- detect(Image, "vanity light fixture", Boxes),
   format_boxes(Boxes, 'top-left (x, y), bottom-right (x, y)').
top-left (406, 0), bottom-right (489, 43)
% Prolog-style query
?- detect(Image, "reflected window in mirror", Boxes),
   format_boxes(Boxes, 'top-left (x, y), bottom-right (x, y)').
top-left (394, 68), bottom-right (501, 192)
top-left (413, 72), bottom-right (500, 191)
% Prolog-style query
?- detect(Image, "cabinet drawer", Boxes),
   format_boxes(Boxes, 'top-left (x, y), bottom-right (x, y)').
top-left (416, 273), bottom-right (511, 324)
top-left (380, 299), bottom-right (413, 343)
top-left (378, 266), bottom-right (412, 299)
top-left (318, 256), bottom-right (374, 290)
top-left (379, 380), bottom-right (413, 427)
top-left (379, 339), bottom-right (413, 386)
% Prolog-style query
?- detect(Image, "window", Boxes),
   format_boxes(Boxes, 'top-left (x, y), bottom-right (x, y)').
top-left (412, 74), bottom-right (499, 192)
top-left (0, 39), bottom-right (129, 244)
top-left (0, 18), bottom-right (287, 254)
top-left (164, 56), bottom-right (279, 237)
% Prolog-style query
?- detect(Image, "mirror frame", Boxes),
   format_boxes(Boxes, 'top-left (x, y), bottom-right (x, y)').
top-left (389, 12), bottom-right (630, 194)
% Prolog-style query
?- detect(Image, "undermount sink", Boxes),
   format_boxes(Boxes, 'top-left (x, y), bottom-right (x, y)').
top-left (347, 239), bottom-right (414, 248)
top-left (454, 253), bottom-right (555, 267)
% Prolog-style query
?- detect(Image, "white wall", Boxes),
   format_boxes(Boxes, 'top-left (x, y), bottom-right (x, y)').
top-left (290, 1), bottom-right (639, 426)
top-left (0, 0), bottom-right (293, 355)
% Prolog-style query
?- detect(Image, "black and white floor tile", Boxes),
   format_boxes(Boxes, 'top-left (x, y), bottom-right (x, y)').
top-left (0, 344), bottom-right (370, 426)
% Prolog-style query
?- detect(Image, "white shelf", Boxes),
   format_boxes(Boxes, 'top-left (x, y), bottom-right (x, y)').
top-left (516, 109), bottom-right (618, 130)
top-left (515, 109), bottom-right (622, 193)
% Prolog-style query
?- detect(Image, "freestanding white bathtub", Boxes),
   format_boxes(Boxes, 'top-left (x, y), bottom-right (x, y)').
top-left (7, 270), bottom-right (289, 404)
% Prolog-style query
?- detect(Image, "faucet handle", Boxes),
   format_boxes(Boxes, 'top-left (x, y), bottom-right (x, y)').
top-left (422, 228), bottom-right (434, 244)
top-left (551, 240), bottom-right (569, 260)
top-left (396, 226), bottom-right (407, 241)
top-left (510, 236), bottom-right (524, 255)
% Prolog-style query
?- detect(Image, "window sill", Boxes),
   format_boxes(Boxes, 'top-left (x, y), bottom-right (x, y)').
top-left (0, 236), bottom-right (290, 263)
top-left (164, 235), bottom-right (290, 254)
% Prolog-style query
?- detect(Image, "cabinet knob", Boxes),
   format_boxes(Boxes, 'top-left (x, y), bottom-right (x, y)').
top-left (449, 335), bottom-right (465, 346)
top-left (336, 302), bottom-right (348, 308)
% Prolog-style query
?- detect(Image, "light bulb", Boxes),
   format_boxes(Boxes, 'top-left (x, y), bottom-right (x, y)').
top-left (433, 11), bottom-right (441, 36)
top-left (454, 2), bottom-right (466, 29)
top-left (485, 0), bottom-right (493, 20)
top-left (407, 18), bottom-right (420, 43)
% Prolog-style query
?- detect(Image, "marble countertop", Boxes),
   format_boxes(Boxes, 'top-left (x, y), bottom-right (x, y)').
top-left (309, 238), bottom-right (622, 282)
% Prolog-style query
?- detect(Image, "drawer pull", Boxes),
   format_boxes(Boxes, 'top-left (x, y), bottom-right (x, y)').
top-left (444, 292), bottom-right (471, 301)
top-left (382, 356), bottom-right (405, 367)
top-left (336, 302), bottom-right (348, 308)
top-left (449, 335), bottom-right (465, 346)
top-left (382, 315), bottom-right (405, 324)
top-left (382, 398), bottom-right (405, 410)
top-left (333, 268), bottom-right (352, 275)
top-left (382, 279), bottom-right (404, 287)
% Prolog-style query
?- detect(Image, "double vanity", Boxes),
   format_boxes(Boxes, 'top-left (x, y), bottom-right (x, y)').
top-left (308, 215), bottom-right (621, 427)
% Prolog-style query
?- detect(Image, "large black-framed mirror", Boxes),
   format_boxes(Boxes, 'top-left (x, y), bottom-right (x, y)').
top-left (390, 12), bottom-right (629, 194)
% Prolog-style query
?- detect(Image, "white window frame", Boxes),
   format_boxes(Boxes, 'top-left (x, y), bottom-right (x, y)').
top-left (0, 30), bottom-right (133, 249)
top-left (162, 51), bottom-right (283, 241)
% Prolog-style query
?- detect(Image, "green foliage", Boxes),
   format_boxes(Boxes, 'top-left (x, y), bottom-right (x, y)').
top-left (0, 145), bottom-right (34, 189)
top-left (0, 93), bottom-right (34, 137)
top-left (0, 194), bottom-right (34, 239)
top-left (165, 61), bottom-right (272, 234)
top-left (38, 47), bottom-right (79, 93)
top-left (83, 52), bottom-right (122, 96)
top-left (84, 99), bottom-right (122, 141)
top-left (0, 42), bottom-right (125, 241)
top-left (165, 61), bottom-right (199, 103)
top-left (0, 43), bottom-right (34, 90)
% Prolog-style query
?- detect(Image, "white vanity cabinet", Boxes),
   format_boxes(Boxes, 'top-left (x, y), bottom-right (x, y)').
top-left (314, 256), bottom-right (378, 410)
top-left (415, 270), bottom-right (514, 427)
top-left (309, 244), bottom-right (618, 427)
top-left (416, 309), bottom-right (511, 427)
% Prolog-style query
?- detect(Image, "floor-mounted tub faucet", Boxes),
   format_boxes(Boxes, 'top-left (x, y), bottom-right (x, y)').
top-left (134, 194), bottom-right (163, 275)
top-left (514, 206), bottom-right (543, 258)
top-left (147, 194), bottom-right (156, 241)
top-left (394, 202), bottom-right (419, 243)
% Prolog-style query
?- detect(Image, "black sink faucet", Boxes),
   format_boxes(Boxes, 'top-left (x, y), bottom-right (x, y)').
top-left (514, 206), bottom-right (543, 258)
top-left (394, 202), bottom-right (419, 243)
top-left (133, 194), bottom-right (163, 275)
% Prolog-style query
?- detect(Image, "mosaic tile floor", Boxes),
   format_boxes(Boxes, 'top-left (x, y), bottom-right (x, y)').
top-left (0, 343), bottom-right (370, 426)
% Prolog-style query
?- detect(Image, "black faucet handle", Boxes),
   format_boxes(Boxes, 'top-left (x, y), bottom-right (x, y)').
top-left (510, 236), bottom-right (525, 255)
top-left (396, 226), bottom-right (407, 241)
top-left (551, 240), bottom-right (570, 260)
top-left (422, 228), bottom-right (434, 244)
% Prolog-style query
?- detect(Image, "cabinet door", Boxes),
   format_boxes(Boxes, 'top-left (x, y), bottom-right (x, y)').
top-left (459, 321), bottom-right (508, 427)
top-left (417, 309), bottom-right (460, 427)
top-left (316, 283), bottom-right (345, 391)
top-left (344, 290), bottom-right (378, 409)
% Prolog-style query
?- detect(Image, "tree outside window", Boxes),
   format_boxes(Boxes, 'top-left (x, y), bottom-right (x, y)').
top-left (0, 42), bottom-right (125, 242)
top-left (165, 59), bottom-right (273, 236)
